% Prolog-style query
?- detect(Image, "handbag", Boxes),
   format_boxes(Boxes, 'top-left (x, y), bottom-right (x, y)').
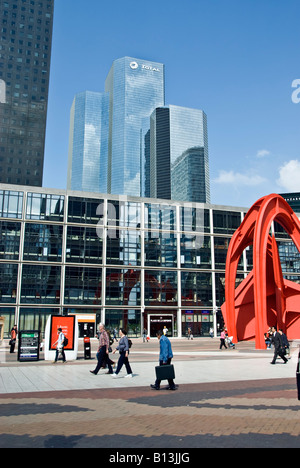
top-left (155, 364), bottom-right (175, 381)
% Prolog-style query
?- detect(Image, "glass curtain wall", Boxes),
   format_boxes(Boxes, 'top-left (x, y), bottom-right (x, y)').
top-left (0, 188), bottom-right (282, 338)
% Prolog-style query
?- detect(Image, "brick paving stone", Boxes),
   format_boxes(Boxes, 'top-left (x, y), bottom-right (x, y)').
top-left (0, 338), bottom-right (300, 448)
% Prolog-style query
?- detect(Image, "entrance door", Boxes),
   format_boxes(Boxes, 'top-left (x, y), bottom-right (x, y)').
top-left (148, 314), bottom-right (174, 337)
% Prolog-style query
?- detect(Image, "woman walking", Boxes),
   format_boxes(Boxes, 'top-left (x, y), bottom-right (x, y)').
top-left (112, 328), bottom-right (133, 378)
top-left (219, 329), bottom-right (227, 350)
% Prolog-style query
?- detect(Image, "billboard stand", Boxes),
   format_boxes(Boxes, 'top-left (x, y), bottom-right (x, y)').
top-left (18, 331), bottom-right (40, 362)
top-left (44, 315), bottom-right (79, 361)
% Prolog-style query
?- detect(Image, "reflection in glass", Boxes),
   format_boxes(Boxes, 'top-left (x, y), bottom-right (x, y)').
top-left (66, 226), bottom-right (103, 264)
top-left (67, 197), bottom-right (104, 225)
top-left (213, 210), bottom-right (241, 234)
top-left (0, 222), bottom-right (21, 260)
top-left (106, 230), bottom-right (141, 266)
top-left (26, 193), bottom-right (64, 221)
top-left (23, 223), bottom-right (63, 262)
top-left (144, 270), bottom-right (177, 306)
top-left (144, 231), bottom-right (177, 268)
top-left (106, 268), bottom-right (141, 306)
top-left (144, 203), bottom-right (176, 231)
top-left (180, 234), bottom-right (211, 269)
top-left (107, 200), bottom-right (141, 228)
top-left (0, 190), bottom-right (23, 218)
top-left (21, 265), bottom-right (61, 304)
top-left (181, 271), bottom-right (212, 307)
top-left (64, 266), bottom-right (102, 305)
top-left (0, 264), bottom-right (18, 303)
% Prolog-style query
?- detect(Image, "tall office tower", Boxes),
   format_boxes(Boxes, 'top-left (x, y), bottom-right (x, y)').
top-left (0, 0), bottom-right (54, 186)
top-left (105, 57), bottom-right (165, 196)
top-left (150, 105), bottom-right (210, 203)
top-left (67, 91), bottom-right (109, 193)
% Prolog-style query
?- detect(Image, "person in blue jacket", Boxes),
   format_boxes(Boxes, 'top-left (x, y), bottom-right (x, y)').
top-left (151, 329), bottom-right (177, 391)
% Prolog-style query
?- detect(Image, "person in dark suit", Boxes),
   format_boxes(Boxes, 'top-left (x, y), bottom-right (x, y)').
top-left (270, 326), bottom-right (288, 364)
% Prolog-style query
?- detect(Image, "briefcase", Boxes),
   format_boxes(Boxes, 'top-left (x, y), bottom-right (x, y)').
top-left (297, 350), bottom-right (300, 401)
top-left (155, 364), bottom-right (175, 381)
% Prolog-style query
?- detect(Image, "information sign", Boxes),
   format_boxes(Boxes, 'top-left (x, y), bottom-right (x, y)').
top-left (18, 330), bottom-right (40, 362)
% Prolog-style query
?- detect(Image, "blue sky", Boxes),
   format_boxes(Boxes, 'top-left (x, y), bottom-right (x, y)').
top-left (43, 0), bottom-right (300, 208)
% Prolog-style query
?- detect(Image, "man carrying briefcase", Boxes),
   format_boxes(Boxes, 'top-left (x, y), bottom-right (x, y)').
top-left (151, 329), bottom-right (177, 391)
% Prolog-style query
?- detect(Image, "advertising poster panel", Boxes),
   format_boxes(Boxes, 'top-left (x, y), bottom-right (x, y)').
top-left (44, 315), bottom-right (79, 361)
top-left (49, 315), bottom-right (75, 351)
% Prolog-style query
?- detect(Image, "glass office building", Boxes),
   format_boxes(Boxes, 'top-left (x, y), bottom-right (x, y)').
top-left (2, 184), bottom-right (299, 339)
top-left (150, 106), bottom-right (210, 203)
top-left (0, 0), bottom-right (54, 187)
top-left (105, 57), bottom-right (165, 197)
top-left (67, 91), bottom-right (109, 193)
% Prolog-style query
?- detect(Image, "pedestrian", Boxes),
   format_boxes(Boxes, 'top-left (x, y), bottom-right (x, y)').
top-left (279, 329), bottom-right (290, 358)
top-left (150, 329), bottom-right (177, 391)
top-left (9, 325), bottom-right (18, 353)
top-left (113, 328), bottom-right (118, 342)
top-left (270, 326), bottom-right (288, 364)
top-left (111, 328), bottom-right (133, 378)
top-left (209, 327), bottom-right (214, 338)
top-left (219, 329), bottom-right (227, 350)
top-left (264, 332), bottom-right (272, 349)
top-left (143, 328), bottom-right (147, 343)
top-left (52, 328), bottom-right (66, 363)
top-left (90, 323), bottom-right (113, 375)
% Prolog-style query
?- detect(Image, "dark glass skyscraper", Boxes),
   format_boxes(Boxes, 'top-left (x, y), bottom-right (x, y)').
top-left (150, 105), bottom-right (210, 203)
top-left (0, 0), bottom-right (54, 186)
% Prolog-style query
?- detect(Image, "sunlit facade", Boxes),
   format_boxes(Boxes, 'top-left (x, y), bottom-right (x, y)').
top-left (67, 91), bottom-right (109, 193)
top-left (105, 57), bottom-right (165, 197)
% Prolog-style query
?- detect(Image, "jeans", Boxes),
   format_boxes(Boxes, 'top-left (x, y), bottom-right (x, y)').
top-left (55, 346), bottom-right (66, 362)
top-left (115, 351), bottom-right (132, 375)
top-left (94, 345), bottom-right (113, 374)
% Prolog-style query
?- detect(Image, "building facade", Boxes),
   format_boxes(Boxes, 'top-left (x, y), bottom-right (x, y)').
top-left (1, 185), bottom-right (299, 339)
top-left (67, 91), bottom-right (109, 193)
top-left (0, 0), bottom-right (54, 186)
top-left (149, 106), bottom-right (210, 203)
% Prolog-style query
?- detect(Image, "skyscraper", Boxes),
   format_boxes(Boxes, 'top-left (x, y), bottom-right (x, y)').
top-left (150, 105), bottom-right (210, 203)
top-left (0, 0), bottom-right (54, 187)
top-left (67, 91), bottom-right (109, 193)
top-left (105, 57), bottom-right (165, 196)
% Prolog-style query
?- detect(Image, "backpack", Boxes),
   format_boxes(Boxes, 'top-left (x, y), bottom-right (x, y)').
top-left (63, 336), bottom-right (68, 347)
top-left (128, 339), bottom-right (132, 349)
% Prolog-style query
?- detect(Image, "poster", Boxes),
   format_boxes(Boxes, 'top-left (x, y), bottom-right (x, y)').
top-left (49, 315), bottom-right (75, 351)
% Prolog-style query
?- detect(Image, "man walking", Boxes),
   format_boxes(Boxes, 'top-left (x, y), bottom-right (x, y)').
top-left (151, 329), bottom-right (177, 391)
top-left (270, 326), bottom-right (288, 364)
top-left (52, 328), bottom-right (66, 363)
top-left (90, 323), bottom-right (113, 375)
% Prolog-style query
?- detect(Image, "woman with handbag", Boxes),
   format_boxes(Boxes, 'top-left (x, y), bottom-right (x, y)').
top-left (9, 325), bottom-right (18, 353)
top-left (111, 328), bottom-right (133, 378)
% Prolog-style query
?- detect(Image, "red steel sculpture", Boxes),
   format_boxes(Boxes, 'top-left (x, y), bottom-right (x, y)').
top-left (221, 194), bottom-right (300, 349)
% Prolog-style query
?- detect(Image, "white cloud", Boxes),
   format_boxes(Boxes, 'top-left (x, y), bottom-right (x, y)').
top-left (214, 170), bottom-right (266, 186)
top-left (277, 160), bottom-right (300, 192)
top-left (256, 149), bottom-right (270, 158)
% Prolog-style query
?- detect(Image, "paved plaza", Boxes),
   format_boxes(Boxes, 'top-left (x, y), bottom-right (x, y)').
top-left (0, 337), bottom-right (299, 449)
